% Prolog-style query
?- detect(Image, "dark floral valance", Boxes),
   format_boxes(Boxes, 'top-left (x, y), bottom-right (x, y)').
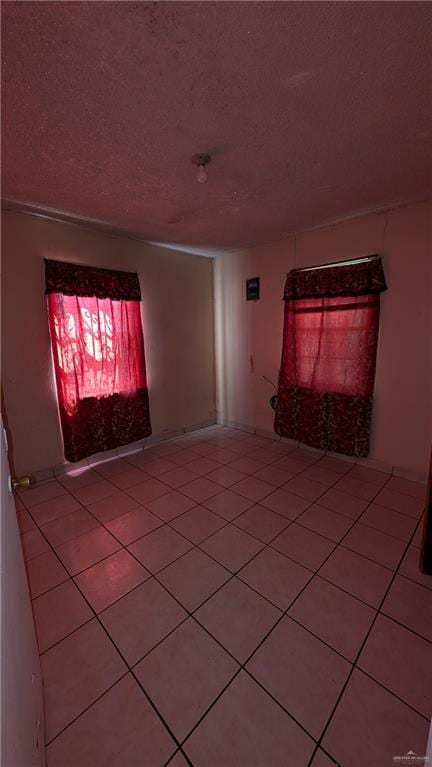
top-left (283, 255), bottom-right (387, 300)
top-left (45, 259), bottom-right (141, 301)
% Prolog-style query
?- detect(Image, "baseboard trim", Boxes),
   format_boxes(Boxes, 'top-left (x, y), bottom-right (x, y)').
top-left (218, 418), bottom-right (428, 484)
top-left (26, 416), bottom-right (427, 487)
top-left (392, 465), bottom-right (428, 484)
top-left (31, 419), bottom-right (217, 484)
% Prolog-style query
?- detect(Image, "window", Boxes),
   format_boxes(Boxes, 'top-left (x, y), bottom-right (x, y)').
top-left (286, 294), bottom-right (379, 397)
top-left (46, 259), bottom-right (151, 462)
top-left (274, 256), bottom-right (387, 457)
top-left (49, 294), bottom-right (146, 414)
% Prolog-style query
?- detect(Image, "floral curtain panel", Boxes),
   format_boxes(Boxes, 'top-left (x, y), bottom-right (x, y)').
top-left (274, 256), bottom-right (387, 457)
top-left (45, 259), bottom-right (151, 462)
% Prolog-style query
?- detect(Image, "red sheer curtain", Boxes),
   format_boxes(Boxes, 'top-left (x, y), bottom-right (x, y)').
top-left (46, 260), bottom-right (151, 462)
top-left (274, 257), bottom-right (387, 457)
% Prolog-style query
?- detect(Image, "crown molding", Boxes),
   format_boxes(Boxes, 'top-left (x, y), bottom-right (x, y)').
top-left (2, 195), bottom-right (430, 258)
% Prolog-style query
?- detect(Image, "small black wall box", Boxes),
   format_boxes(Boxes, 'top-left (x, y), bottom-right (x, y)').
top-left (246, 277), bottom-right (260, 301)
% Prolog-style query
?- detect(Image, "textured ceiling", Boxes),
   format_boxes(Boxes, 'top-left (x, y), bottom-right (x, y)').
top-left (2, 1), bottom-right (431, 247)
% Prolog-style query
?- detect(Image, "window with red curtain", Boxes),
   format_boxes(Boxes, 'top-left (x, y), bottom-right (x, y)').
top-left (274, 256), bottom-right (387, 457)
top-left (45, 259), bottom-right (151, 462)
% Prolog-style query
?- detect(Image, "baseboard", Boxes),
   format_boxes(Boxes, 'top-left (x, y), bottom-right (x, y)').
top-left (392, 465), bottom-right (428, 484)
top-left (254, 428), bottom-right (283, 442)
top-left (27, 416), bottom-right (428, 487)
top-left (217, 418), bottom-right (428, 484)
top-left (221, 418), bottom-right (255, 434)
top-left (32, 418), bottom-right (217, 484)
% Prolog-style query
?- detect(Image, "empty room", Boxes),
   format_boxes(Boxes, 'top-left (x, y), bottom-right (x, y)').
top-left (1, 2), bottom-right (431, 766)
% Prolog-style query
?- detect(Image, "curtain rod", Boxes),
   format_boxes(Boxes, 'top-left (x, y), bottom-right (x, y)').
top-left (292, 254), bottom-right (379, 274)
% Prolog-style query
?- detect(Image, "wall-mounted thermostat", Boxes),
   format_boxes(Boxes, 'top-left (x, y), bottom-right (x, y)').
top-left (246, 277), bottom-right (260, 301)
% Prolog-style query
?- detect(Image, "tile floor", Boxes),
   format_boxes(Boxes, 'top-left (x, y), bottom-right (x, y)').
top-left (17, 425), bottom-right (432, 767)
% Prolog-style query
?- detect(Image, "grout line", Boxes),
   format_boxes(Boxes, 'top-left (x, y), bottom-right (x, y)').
top-left (16, 427), bottom-right (429, 762)
top-left (34, 523), bottom-right (190, 756)
top-left (304, 511), bottom-right (428, 767)
top-left (285, 605), bottom-right (432, 691)
top-left (295, 508), bottom-right (417, 545)
top-left (31, 542), bottom-right (430, 757)
top-left (25, 494), bottom-right (103, 537)
top-left (33, 512), bottom-right (432, 668)
top-left (350, 665), bottom-right (431, 722)
top-left (175, 502), bottom-right (379, 752)
top-left (30, 498), bottom-right (240, 604)
top-left (20, 440), bottom-right (424, 606)
top-left (176, 623), bottom-right (314, 751)
top-left (24, 439), bottom-right (424, 627)
top-left (162, 748), bottom-right (194, 767)
top-left (33, 466), bottom-right (322, 752)
top-left (393, 568), bottom-right (432, 593)
top-left (136, 465), bottom-right (373, 749)
top-left (43, 669), bottom-right (132, 748)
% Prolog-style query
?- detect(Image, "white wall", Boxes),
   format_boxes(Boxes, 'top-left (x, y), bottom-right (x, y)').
top-left (2, 202), bottom-right (431, 479)
top-left (1, 211), bottom-right (216, 475)
top-left (214, 202), bottom-right (432, 478)
top-left (0, 424), bottom-right (45, 767)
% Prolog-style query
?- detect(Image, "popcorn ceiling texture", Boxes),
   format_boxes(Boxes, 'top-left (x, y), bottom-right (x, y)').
top-left (2, 1), bottom-right (431, 247)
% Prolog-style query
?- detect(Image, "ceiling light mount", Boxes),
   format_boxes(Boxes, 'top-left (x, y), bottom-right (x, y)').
top-left (192, 153), bottom-right (211, 184)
